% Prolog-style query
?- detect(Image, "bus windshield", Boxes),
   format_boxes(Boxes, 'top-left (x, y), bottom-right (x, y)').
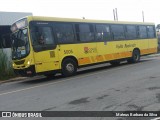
top-left (11, 28), bottom-right (30, 60)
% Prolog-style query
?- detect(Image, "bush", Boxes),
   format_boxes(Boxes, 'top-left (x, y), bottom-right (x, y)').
top-left (0, 50), bottom-right (15, 80)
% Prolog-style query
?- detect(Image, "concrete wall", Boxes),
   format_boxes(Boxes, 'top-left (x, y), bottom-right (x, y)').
top-left (0, 11), bottom-right (32, 25)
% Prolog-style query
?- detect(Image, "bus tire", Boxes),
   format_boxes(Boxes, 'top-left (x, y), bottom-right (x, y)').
top-left (127, 49), bottom-right (140, 63)
top-left (110, 61), bottom-right (120, 66)
top-left (61, 58), bottom-right (77, 77)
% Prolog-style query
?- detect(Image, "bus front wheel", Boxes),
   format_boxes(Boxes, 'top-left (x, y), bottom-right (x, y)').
top-left (61, 58), bottom-right (77, 77)
top-left (127, 49), bottom-right (140, 63)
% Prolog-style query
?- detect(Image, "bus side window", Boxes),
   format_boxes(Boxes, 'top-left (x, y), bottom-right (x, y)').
top-left (76, 24), bottom-right (94, 42)
top-left (75, 24), bottom-right (80, 41)
top-left (111, 25), bottom-right (125, 40)
top-left (95, 25), bottom-right (104, 41)
top-left (30, 26), bottom-right (54, 46)
top-left (54, 23), bottom-right (75, 44)
top-left (30, 26), bottom-right (38, 45)
top-left (38, 34), bottom-right (45, 44)
top-left (126, 25), bottom-right (137, 39)
top-left (41, 27), bottom-right (54, 45)
top-left (147, 26), bottom-right (155, 38)
top-left (138, 26), bottom-right (147, 39)
top-left (95, 24), bottom-right (111, 41)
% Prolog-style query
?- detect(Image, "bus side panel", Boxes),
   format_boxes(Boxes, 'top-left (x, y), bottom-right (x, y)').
top-left (127, 39), bottom-right (157, 56)
top-left (97, 41), bottom-right (132, 62)
top-left (58, 43), bottom-right (97, 66)
top-left (77, 43), bottom-right (97, 65)
top-left (148, 38), bottom-right (158, 54)
top-left (126, 40), bottom-right (140, 53)
top-left (58, 44), bottom-right (79, 68)
top-left (113, 40), bottom-right (132, 59)
top-left (33, 48), bottom-right (60, 73)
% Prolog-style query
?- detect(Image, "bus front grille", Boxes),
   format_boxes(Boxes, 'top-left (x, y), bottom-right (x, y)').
top-left (14, 60), bottom-right (25, 65)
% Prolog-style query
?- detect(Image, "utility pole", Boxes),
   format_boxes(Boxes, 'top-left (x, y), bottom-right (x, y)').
top-left (113, 8), bottom-right (118, 21)
top-left (142, 11), bottom-right (144, 22)
top-left (113, 9), bottom-right (116, 20)
top-left (115, 8), bottom-right (118, 21)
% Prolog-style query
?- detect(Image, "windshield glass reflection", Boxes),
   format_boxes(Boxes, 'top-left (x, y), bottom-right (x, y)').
top-left (12, 29), bottom-right (30, 59)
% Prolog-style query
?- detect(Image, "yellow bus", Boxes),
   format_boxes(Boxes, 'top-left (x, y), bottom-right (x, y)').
top-left (11, 16), bottom-right (157, 77)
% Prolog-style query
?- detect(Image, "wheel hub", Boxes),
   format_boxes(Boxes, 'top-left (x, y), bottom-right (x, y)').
top-left (66, 63), bottom-right (74, 73)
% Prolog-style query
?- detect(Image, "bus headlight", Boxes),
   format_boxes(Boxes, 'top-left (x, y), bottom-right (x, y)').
top-left (12, 63), bottom-right (15, 67)
top-left (27, 59), bottom-right (32, 66)
top-left (27, 61), bottom-right (31, 65)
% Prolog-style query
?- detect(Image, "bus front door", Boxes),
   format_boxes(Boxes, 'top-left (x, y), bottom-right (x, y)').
top-left (33, 46), bottom-right (60, 74)
top-left (31, 25), bottom-right (60, 74)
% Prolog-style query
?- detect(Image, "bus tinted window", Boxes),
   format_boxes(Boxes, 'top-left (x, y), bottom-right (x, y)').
top-left (75, 24), bottom-right (94, 42)
top-left (111, 25), bottom-right (125, 40)
top-left (30, 24), bottom-right (56, 52)
top-left (126, 25), bottom-right (137, 39)
top-left (95, 24), bottom-right (111, 41)
top-left (31, 26), bottom-right (54, 45)
top-left (147, 26), bottom-right (155, 38)
top-left (54, 23), bottom-right (75, 43)
top-left (138, 26), bottom-right (147, 38)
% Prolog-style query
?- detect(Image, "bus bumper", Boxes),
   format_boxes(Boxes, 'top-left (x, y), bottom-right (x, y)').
top-left (14, 65), bottom-right (36, 77)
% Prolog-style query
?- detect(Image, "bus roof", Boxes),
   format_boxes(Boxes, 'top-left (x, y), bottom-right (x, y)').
top-left (26, 16), bottom-right (155, 25)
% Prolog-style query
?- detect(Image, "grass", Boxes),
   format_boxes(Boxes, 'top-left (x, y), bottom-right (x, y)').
top-left (0, 49), bottom-right (16, 80)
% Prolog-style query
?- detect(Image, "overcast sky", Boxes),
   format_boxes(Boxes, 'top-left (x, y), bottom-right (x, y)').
top-left (1, 0), bottom-right (160, 24)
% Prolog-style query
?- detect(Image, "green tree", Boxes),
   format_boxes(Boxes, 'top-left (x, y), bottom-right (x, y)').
top-left (0, 49), bottom-right (15, 80)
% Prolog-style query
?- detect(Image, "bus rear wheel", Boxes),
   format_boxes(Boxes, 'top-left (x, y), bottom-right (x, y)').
top-left (61, 58), bottom-right (77, 77)
top-left (127, 49), bottom-right (140, 63)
